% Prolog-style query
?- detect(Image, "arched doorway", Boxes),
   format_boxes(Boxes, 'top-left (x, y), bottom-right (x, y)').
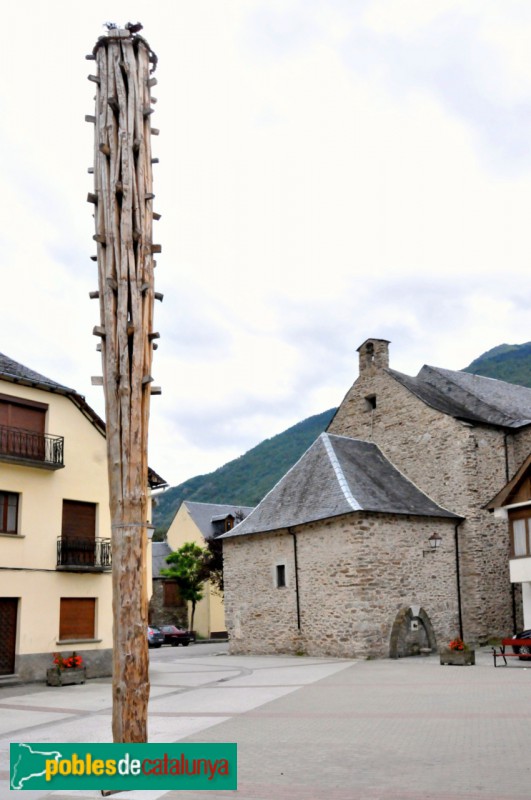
top-left (389, 605), bottom-right (437, 658)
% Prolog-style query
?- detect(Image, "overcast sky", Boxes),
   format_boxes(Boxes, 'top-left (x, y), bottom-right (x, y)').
top-left (1, 1), bottom-right (531, 486)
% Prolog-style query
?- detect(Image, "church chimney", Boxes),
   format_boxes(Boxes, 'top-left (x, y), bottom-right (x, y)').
top-left (357, 338), bottom-right (390, 375)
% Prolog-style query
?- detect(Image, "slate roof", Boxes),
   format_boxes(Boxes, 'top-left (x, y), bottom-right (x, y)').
top-left (0, 353), bottom-right (74, 393)
top-left (151, 541), bottom-right (173, 578)
top-left (183, 501), bottom-right (255, 540)
top-left (0, 352), bottom-right (167, 488)
top-left (222, 433), bottom-right (460, 538)
top-left (389, 365), bottom-right (531, 429)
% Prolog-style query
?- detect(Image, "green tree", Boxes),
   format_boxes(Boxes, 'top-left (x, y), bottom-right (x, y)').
top-left (161, 542), bottom-right (207, 634)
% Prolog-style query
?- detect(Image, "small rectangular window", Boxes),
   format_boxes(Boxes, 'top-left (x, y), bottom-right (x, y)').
top-left (365, 395), bottom-right (377, 411)
top-left (513, 519), bottom-right (527, 557)
top-left (276, 564), bottom-right (286, 588)
top-left (0, 492), bottom-right (19, 534)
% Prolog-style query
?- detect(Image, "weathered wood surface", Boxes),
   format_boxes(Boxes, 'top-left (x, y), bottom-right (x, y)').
top-left (90, 26), bottom-right (159, 744)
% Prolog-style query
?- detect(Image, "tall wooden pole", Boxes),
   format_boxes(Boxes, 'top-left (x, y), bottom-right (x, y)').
top-left (87, 24), bottom-right (160, 742)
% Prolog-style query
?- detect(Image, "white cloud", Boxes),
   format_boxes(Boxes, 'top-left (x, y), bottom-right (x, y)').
top-left (0, 0), bottom-right (530, 485)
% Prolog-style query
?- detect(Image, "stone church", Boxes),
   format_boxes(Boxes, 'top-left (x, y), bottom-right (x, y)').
top-left (221, 338), bottom-right (531, 658)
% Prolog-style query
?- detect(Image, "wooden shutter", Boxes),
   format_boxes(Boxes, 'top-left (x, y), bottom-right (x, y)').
top-left (163, 581), bottom-right (180, 607)
top-left (59, 598), bottom-right (96, 639)
top-left (62, 501), bottom-right (96, 542)
top-left (0, 396), bottom-right (46, 433)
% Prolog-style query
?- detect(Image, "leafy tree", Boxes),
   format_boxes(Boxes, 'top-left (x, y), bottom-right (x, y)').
top-left (161, 543), bottom-right (207, 633)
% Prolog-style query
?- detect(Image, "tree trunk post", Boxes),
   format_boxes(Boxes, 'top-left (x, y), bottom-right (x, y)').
top-left (88, 24), bottom-right (160, 743)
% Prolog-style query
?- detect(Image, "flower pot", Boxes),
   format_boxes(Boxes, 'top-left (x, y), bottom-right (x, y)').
top-left (439, 648), bottom-right (475, 666)
top-left (46, 667), bottom-right (87, 686)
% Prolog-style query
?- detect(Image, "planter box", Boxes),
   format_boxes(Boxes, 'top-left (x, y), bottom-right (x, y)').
top-left (439, 648), bottom-right (475, 666)
top-left (46, 667), bottom-right (87, 686)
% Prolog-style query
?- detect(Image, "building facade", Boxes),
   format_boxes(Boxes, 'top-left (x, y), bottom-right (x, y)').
top-left (0, 354), bottom-right (165, 682)
top-left (222, 338), bottom-right (531, 658)
top-left (167, 501), bottom-right (253, 639)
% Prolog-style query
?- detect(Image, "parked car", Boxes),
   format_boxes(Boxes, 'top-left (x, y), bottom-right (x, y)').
top-left (147, 625), bottom-right (165, 648)
top-left (510, 629), bottom-right (531, 659)
top-left (159, 624), bottom-right (191, 647)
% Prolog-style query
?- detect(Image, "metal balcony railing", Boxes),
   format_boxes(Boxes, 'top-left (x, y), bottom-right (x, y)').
top-left (0, 425), bottom-right (64, 469)
top-left (56, 537), bottom-right (112, 571)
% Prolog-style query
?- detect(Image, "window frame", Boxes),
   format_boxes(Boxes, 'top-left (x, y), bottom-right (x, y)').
top-left (59, 597), bottom-right (96, 641)
top-left (276, 563), bottom-right (287, 588)
top-left (0, 491), bottom-right (19, 535)
top-left (509, 509), bottom-right (531, 559)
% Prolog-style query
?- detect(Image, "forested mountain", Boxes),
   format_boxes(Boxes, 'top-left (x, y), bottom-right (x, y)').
top-left (463, 342), bottom-right (531, 387)
top-left (153, 341), bottom-right (531, 536)
top-left (153, 408), bottom-right (337, 536)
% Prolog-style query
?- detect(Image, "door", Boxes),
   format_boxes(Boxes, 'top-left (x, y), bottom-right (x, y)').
top-left (0, 598), bottom-right (18, 675)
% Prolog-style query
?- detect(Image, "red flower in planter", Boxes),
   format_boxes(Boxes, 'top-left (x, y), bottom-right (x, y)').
top-left (52, 651), bottom-right (84, 671)
top-left (449, 637), bottom-right (465, 651)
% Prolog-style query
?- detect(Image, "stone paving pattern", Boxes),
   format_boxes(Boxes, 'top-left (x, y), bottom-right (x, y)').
top-left (0, 646), bottom-right (530, 799)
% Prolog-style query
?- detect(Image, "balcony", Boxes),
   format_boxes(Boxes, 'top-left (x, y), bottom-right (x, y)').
top-left (56, 537), bottom-right (112, 572)
top-left (0, 425), bottom-right (64, 470)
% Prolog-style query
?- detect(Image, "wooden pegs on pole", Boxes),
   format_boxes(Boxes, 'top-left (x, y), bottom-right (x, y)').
top-left (93, 233), bottom-right (107, 244)
top-left (147, 331), bottom-right (160, 341)
top-left (154, 292), bottom-right (164, 302)
top-left (87, 193), bottom-right (98, 205)
top-left (93, 325), bottom-right (106, 337)
top-left (91, 376), bottom-right (104, 385)
top-left (89, 290), bottom-right (100, 299)
top-left (150, 386), bottom-right (162, 395)
top-left (96, 343), bottom-right (102, 352)
top-left (142, 375), bottom-right (154, 385)
top-left (85, 53), bottom-right (96, 60)
top-left (85, 115), bottom-right (96, 123)
top-left (151, 244), bottom-right (162, 254)
top-left (151, 158), bottom-right (159, 164)
top-left (148, 77), bottom-right (157, 87)
top-left (153, 212), bottom-right (161, 221)
top-left (88, 74), bottom-right (100, 84)
top-left (151, 128), bottom-right (160, 136)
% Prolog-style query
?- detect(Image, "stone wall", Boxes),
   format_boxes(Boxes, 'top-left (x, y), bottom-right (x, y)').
top-left (224, 512), bottom-right (460, 658)
top-left (14, 648), bottom-right (112, 684)
top-left (328, 356), bottom-right (517, 640)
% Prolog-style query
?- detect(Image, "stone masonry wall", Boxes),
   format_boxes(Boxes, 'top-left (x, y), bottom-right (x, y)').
top-left (224, 513), bottom-right (459, 658)
top-left (328, 358), bottom-right (515, 640)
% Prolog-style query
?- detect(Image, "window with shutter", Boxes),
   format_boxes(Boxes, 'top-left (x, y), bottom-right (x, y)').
top-left (59, 598), bottom-right (96, 640)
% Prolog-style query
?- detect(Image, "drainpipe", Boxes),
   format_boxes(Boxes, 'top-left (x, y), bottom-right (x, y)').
top-left (504, 432), bottom-right (518, 634)
top-left (454, 522), bottom-right (464, 641)
top-left (288, 528), bottom-right (301, 631)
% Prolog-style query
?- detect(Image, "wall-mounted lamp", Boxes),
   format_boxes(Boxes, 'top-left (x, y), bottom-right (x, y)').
top-left (423, 532), bottom-right (442, 556)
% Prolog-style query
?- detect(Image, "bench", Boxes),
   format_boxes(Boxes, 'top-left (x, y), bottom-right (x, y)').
top-left (492, 638), bottom-right (531, 667)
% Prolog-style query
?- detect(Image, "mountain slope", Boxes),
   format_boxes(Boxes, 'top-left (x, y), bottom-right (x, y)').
top-left (463, 341), bottom-right (531, 387)
top-left (153, 408), bottom-right (337, 534)
top-left (153, 341), bottom-right (531, 536)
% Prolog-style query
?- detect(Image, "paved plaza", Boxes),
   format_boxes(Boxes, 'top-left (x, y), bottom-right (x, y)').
top-left (0, 644), bottom-right (530, 799)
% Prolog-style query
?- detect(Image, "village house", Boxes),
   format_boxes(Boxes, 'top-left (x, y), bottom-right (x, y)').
top-left (0, 354), bottom-right (165, 682)
top-left (166, 501), bottom-right (253, 639)
top-left (221, 338), bottom-right (531, 659)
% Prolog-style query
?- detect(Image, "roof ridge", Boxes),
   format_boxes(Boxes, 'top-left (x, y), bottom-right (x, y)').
top-left (320, 433), bottom-right (361, 512)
